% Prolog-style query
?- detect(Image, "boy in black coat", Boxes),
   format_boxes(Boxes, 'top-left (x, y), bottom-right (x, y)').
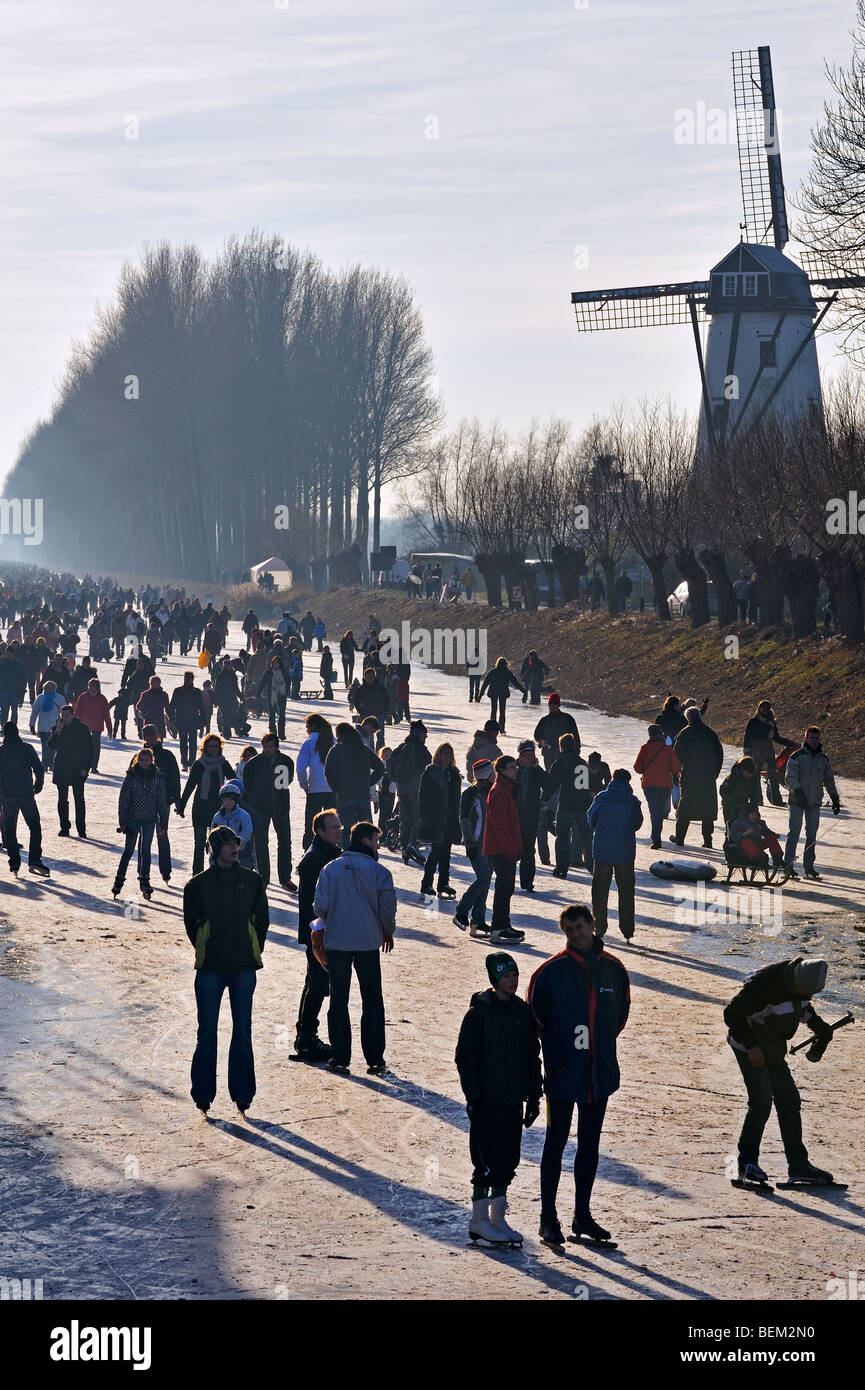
top-left (455, 952), bottom-right (542, 1245)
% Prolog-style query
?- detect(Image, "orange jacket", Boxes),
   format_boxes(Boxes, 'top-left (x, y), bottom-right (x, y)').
top-left (634, 740), bottom-right (681, 789)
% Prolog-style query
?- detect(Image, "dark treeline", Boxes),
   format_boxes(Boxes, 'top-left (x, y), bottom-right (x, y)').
top-left (6, 232), bottom-right (442, 581)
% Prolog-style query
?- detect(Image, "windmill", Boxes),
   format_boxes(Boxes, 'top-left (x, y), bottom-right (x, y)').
top-left (571, 46), bottom-right (865, 452)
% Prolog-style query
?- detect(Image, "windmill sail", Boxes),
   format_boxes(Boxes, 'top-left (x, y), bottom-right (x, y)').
top-left (571, 282), bottom-right (709, 330)
top-left (732, 46), bottom-right (789, 251)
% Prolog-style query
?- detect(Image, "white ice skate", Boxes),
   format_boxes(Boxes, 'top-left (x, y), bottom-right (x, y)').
top-left (488, 1195), bottom-right (523, 1245)
top-left (468, 1198), bottom-right (511, 1246)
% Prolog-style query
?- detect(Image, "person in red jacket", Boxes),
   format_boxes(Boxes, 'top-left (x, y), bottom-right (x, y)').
top-left (135, 675), bottom-right (171, 740)
top-left (482, 754), bottom-right (525, 945)
top-left (73, 678), bottom-right (113, 773)
top-left (634, 724), bottom-right (682, 849)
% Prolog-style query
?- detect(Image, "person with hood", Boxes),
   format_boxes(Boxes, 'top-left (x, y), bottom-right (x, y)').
top-left (313, 820), bottom-right (397, 1075)
top-left (29, 680), bottom-right (64, 771)
top-left (719, 756), bottom-right (762, 834)
top-left (528, 903), bottom-right (630, 1246)
top-left (515, 740), bottom-right (550, 891)
top-left (168, 671), bottom-right (206, 771)
top-left (455, 953), bottom-right (542, 1246)
top-left (323, 723), bottom-right (385, 850)
top-left (671, 706), bottom-right (724, 848)
top-left (534, 693), bottom-right (580, 770)
top-left (212, 658), bottom-right (244, 737)
top-left (454, 759), bottom-right (495, 937)
top-left (386, 720), bottom-right (431, 863)
top-left (112, 746), bottom-right (169, 900)
top-left (417, 742), bottom-right (462, 899)
top-left (179, 733), bottom-right (237, 876)
top-left (783, 726), bottom-right (839, 881)
top-left (296, 713), bottom-right (335, 849)
top-left (478, 657), bottom-right (525, 734)
top-left (465, 720), bottom-right (502, 780)
top-left (518, 650), bottom-right (550, 706)
top-left (352, 666), bottom-right (390, 743)
top-left (47, 703), bottom-right (92, 838)
top-left (482, 754), bottom-right (525, 945)
top-left (546, 733), bottom-right (593, 879)
top-left (240, 733), bottom-right (296, 890)
top-left (634, 724), bottom-right (682, 849)
top-left (294, 807), bottom-right (342, 1061)
top-left (587, 769), bottom-right (644, 941)
top-left (184, 824), bottom-right (270, 1116)
top-left (211, 780), bottom-right (254, 869)
top-left (724, 957), bottom-right (838, 1186)
top-left (743, 700), bottom-right (795, 807)
top-left (0, 722), bottom-right (49, 877)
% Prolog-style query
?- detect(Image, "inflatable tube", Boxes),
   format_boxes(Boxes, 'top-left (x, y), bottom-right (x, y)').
top-left (649, 859), bottom-right (717, 882)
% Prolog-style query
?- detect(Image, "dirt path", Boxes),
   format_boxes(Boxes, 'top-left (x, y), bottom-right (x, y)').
top-left (0, 629), bottom-right (862, 1300)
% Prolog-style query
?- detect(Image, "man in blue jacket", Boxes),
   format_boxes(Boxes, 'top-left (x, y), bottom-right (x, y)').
top-left (586, 768), bottom-right (643, 941)
top-left (313, 820), bottom-right (397, 1075)
top-left (528, 903), bottom-right (630, 1246)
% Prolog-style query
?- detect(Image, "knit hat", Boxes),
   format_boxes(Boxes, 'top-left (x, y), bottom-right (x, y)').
top-left (219, 780), bottom-right (243, 800)
top-left (486, 952), bottom-right (518, 984)
top-left (410, 720), bottom-right (427, 736)
top-left (208, 825), bottom-right (241, 854)
top-left (612, 768), bottom-right (632, 782)
top-left (472, 758), bottom-right (494, 779)
top-left (548, 692), bottom-right (561, 705)
top-left (517, 740), bottom-right (534, 753)
top-left (792, 958), bottom-right (828, 997)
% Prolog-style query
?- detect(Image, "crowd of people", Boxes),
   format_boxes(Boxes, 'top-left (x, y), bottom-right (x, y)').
top-left (0, 564), bottom-right (847, 1250)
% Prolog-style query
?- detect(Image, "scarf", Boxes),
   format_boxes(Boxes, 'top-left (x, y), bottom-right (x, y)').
top-left (199, 752), bottom-right (225, 800)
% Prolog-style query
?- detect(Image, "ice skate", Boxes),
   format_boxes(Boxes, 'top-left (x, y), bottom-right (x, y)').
top-left (570, 1212), bottom-right (618, 1248)
top-left (488, 1195), bottom-right (523, 1246)
top-left (778, 1162), bottom-right (846, 1190)
top-left (732, 1161), bottom-right (774, 1192)
top-left (468, 1199), bottom-right (512, 1246)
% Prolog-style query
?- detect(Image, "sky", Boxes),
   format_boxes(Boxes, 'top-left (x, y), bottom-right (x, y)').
top-left (0, 0), bottom-right (861, 491)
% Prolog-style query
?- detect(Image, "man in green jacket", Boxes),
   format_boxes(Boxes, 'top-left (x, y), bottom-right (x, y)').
top-left (183, 825), bottom-right (269, 1116)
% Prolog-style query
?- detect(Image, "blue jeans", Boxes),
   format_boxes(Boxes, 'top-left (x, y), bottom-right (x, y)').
top-left (457, 847), bottom-right (493, 925)
top-left (191, 968), bottom-right (257, 1110)
top-left (115, 820), bottom-right (156, 887)
top-left (785, 803), bottom-right (821, 872)
top-left (644, 786), bottom-right (671, 843)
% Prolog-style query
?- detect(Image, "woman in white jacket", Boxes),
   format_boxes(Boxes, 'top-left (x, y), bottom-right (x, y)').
top-left (296, 713), bottom-right (334, 849)
top-left (29, 680), bottom-right (65, 770)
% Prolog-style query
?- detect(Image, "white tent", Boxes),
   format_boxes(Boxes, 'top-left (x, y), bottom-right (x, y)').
top-left (250, 556), bottom-right (293, 588)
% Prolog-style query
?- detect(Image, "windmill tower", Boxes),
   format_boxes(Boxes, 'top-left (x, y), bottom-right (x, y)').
top-left (571, 46), bottom-right (865, 453)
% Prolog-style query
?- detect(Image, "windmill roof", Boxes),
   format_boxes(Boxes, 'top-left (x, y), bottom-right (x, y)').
top-left (710, 243), bottom-right (808, 277)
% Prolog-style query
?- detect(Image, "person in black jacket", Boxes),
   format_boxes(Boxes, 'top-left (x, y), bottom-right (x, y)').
top-left (184, 825), bottom-right (269, 1116)
top-left (515, 740), bottom-right (550, 891)
top-left (388, 721), bottom-right (431, 863)
top-left (478, 657), bottom-right (525, 734)
top-left (323, 723), bottom-right (385, 849)
top-left (178, 733), bottom-right (236, 875)
top-left (546, 734), bottom-right (592, 878)
top-left (46, 704), bottom-right (92, 838)
top-left (138, 725), bottom-right (181, 882)
top-left (294, 808), bottom-right (342, 1060)
top-left (455, 952), bottom-right (542, 1245)
top-left (352, 666), bottom-right (390, 746)
top-left (168, 671), bottom-right (206, 771)
top-left (417, 743), bottom-right (461, 899)
top-left (0, 650), bottom-right (27, 725)
top-left (0, 722), bottom-right (49, 876)
top-left (240, 733), bottom-right (296, 891)
top-left (724, 957), bottom-right (838, 1186)
top-left (112, 748), bottom-right (169, 900)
